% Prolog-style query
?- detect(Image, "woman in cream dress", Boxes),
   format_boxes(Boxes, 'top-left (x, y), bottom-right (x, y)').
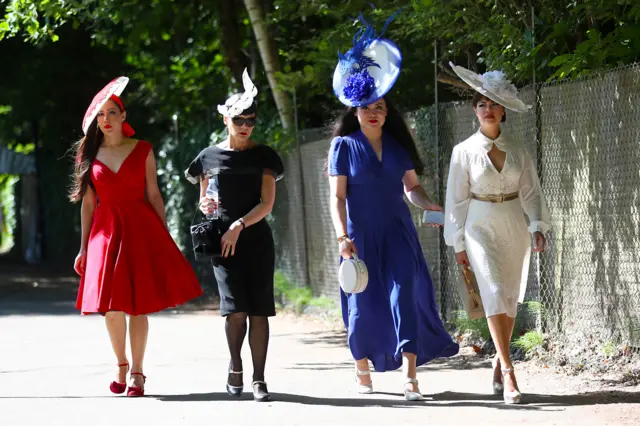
top-left (444, 63), bottom-right (550, 404)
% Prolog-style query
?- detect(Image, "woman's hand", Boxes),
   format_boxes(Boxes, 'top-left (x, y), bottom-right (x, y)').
top-left (339, 238), bottom-right (358, 259)
top-left (532, 231), bottom-right (546, 253)
top-left (74, 250), bottom-right (87, 276)
top-left (423, 204), bottom-right (445, 228)
top-left (199, 196), bottom-right (217, 216)
top-left (221, 221), bottom-right (243, 257)
top-left (455, 250), bottom-right (470, 267)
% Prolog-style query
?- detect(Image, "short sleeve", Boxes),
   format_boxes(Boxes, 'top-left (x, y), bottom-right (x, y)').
top-left (328, 136), bottom-right (349, 176)
top-left (184, 152), bottom-right (204, 184)
top-left (399, 145), bottom-right (414, 171)
top-left (261, 145), bottom-right (285, 181)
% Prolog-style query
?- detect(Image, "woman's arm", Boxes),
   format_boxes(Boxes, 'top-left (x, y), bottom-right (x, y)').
top-left (402, 170), bottom-right (442, 211)
top-left (144, 150), bottom-right (168, 229)
top-left (519, 150), bottom-right (551, 252)
top-left (235, 172), bottom-right (277, 228)
top-left (79, 185), bottom-right (97, 252)
top-left (443, 146), bottom-right (471, 253)
top-left (329, 175), bottom-right (349, 238)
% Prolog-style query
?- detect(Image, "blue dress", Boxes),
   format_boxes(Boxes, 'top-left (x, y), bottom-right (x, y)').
top-left (328, 130), bottom-right (459, 372)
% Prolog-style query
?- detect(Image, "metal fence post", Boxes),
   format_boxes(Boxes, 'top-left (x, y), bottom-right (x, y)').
top-left (434, 39), bottom-right (449, 320)
top-left (293, 88), bottom-right (311, 288)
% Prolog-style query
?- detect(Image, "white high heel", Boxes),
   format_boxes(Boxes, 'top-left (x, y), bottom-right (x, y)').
top-left (355, 368), bottom-right (373, 394)
top-left (403, 378), bottom-right (424, 401)
top-left (492, 356), bottom-right (504, 395)
top-left (502, 367), bottom-right (522, 404)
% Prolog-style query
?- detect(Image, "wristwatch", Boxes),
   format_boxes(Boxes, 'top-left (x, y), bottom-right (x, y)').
top-left (337, 234), bottom-right (349, 243)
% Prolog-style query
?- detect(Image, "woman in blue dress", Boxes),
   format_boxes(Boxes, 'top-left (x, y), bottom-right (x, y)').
top-left (327, 95), bottom-right (459, 400)
top-left (327, 11), bottom-right (457, 401)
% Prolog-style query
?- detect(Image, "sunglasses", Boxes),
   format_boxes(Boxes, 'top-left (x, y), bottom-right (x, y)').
top-left (231, 117), bottom-right (257, 127)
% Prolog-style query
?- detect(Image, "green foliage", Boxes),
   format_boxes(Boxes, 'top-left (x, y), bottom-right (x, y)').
top-left (601, 341), bottom-right (618, 358)
top-left (452, 301), bottom-right (547, 348)
top-left (274, 270), bottom-right (336, 315)
top-left (513, 330), bottom-right (546, 355)
top-left (0, 174), bottom-right (19, 252)
top-left (451, 310), bottom-right (493, 342)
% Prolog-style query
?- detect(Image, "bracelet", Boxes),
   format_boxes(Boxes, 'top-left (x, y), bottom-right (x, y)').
top-left (337, 234), bottom-right (349, 243)
top-left (238, 219), bottom-right (246, 230)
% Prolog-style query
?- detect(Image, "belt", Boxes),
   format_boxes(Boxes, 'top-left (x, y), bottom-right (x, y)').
top-left (471, 192), bottom-right (519, 203)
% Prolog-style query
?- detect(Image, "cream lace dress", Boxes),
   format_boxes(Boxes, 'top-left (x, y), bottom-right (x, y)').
top-left (444, 130), bottom-right (551, 318)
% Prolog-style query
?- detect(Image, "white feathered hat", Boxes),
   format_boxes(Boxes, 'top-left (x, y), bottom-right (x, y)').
top-left (217, 68), bottom-right (258, 117)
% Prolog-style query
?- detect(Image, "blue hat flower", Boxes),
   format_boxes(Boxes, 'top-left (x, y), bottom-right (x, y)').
top-left (332, 10), bottom-right (403, 107)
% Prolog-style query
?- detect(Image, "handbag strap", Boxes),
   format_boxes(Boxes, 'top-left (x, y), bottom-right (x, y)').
top-left (190, 200), bottom-right (207, 227)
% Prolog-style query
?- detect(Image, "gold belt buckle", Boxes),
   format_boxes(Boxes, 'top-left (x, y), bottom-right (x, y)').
top-left (497, 194), bottom-right (505, 203)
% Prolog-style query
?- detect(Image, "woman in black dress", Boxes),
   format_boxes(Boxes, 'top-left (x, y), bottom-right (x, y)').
top-left (185, 69), bottom-right (284, 402)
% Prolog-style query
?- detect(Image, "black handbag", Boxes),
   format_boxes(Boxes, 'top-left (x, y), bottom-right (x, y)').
top-left (189, 201), bottom-right (222, 261)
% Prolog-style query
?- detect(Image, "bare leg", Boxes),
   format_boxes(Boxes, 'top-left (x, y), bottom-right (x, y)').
top-left (226, 312), bottom-right (248, 387)
top-left (128, 315), bottom-right (149, 387)
top-left (354, 358), bottom-right (372, 386)
top-left (493, 316), bottom-right (516, 386)
top-left (487, 313), bottom-right (519, 393)
top-left (105, 311), bottom-right (128, 383)
top-left (402, 352), bottom-right (419, 393)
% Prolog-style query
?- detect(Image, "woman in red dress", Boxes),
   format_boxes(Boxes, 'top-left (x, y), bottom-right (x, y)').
top-left (69, 77), bottom-right (203, 397)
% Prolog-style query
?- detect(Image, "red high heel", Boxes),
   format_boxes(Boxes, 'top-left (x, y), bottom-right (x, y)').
top-left (127, 372), bottom-right (147, 397)
top-left (110, 362), bottom-right (129, 394)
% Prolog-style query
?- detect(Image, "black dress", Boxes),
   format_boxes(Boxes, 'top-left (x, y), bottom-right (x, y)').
top-left (185, 144), bottom-right (284, 316)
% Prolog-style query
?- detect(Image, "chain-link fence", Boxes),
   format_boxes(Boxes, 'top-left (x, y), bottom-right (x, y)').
top-left (272, 62), bottom-right (640, 352)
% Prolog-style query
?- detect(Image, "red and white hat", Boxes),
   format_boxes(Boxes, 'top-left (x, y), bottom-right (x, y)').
top-left (82, 76), bottom-right (129, 134)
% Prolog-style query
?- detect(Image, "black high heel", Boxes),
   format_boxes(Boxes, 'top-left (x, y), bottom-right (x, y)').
top-left (252, 381), bottom-right (271, 402)
top-left (226, 369), bottom-right (243, 397)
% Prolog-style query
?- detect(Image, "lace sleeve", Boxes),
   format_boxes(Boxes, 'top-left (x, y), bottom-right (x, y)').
top-left (519, 150), bottom-right (551, 234)
top-left (444, 145), bottom-right (471, 253)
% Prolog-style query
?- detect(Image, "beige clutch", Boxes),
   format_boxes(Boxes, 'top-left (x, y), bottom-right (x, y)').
top-left (458, 265), bottom-right (485, 320)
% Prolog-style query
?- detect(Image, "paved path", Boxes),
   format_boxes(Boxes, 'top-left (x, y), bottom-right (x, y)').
top-left (0, 269), bottom-right (639, 425)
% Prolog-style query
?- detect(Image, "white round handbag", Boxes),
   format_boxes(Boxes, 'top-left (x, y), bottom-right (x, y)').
top-left (339, 254), bottom-right (369, 294)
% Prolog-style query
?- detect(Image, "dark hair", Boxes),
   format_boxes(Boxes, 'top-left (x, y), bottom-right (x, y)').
top-left (69, 100), bottom-right (124, 202)
top-left (328, 97), bottom-right (424, 175)
top-left (472, 92), bottom-right (506, 122)
top-left (235, 101), bottom-right (258, 117)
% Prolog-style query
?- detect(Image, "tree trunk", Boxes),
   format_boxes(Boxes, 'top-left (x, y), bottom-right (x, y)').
top-left (216, 0), bottom-right (247, 85)
top-left (243, 0), bottom-right (293, 131)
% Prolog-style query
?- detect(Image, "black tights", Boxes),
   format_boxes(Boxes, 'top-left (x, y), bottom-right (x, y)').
top-left (226, 313), bottom-right (270, 384)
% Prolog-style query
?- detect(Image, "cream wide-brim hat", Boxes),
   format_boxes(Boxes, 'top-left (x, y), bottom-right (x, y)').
top-left (449, 62), bottom-right (531, 113)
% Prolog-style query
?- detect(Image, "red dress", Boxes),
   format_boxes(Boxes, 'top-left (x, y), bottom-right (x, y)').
top-left (76, 140), bottom-right (203, 315)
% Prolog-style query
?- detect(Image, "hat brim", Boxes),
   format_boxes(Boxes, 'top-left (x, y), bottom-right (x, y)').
top-left (333, 38), bottom-right (402, 107)
top-left (449, 63), bottom-right (530, 113)
top-left (82, 76), bottom-right (129, 134)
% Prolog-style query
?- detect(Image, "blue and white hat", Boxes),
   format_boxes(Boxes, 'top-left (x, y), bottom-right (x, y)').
top-left (332, 11), bottom-right (402, 107)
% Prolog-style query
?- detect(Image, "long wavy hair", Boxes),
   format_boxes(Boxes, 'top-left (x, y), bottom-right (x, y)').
top-left (328, 97), bottom-right (424, 175)
top-left (68, 100), bottom-right (124, 202)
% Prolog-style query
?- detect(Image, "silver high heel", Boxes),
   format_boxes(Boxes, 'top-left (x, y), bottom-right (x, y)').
top-left (492, 356), bottom-right (504, 395)
top-left (502, 367), bottom-right (522, 404)
top-left (403, 378), bottom-right (424, 401)
top-left (355, 368), bottom-right (373, 394)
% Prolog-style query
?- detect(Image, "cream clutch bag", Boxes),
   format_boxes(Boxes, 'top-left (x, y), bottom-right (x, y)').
top-left (458, 265), bottom-right (485, 319)
top-left (339, 254), bottom-right (369, 294)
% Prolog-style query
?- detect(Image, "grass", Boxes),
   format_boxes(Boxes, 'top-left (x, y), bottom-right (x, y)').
top-left (602, 341), bottom-right (617, 358)
top-left (513, 331), bottom-right (546, 354)
top-left (273, 270), bottom-right (337, 315)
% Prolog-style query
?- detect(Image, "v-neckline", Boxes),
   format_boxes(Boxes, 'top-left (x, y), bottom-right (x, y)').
top-left (360, 131), bottom-right (384, 167)
top-left (486, 145), bottom-right (507, 175)
top-left (95, 141), bottom-right (141, 175)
